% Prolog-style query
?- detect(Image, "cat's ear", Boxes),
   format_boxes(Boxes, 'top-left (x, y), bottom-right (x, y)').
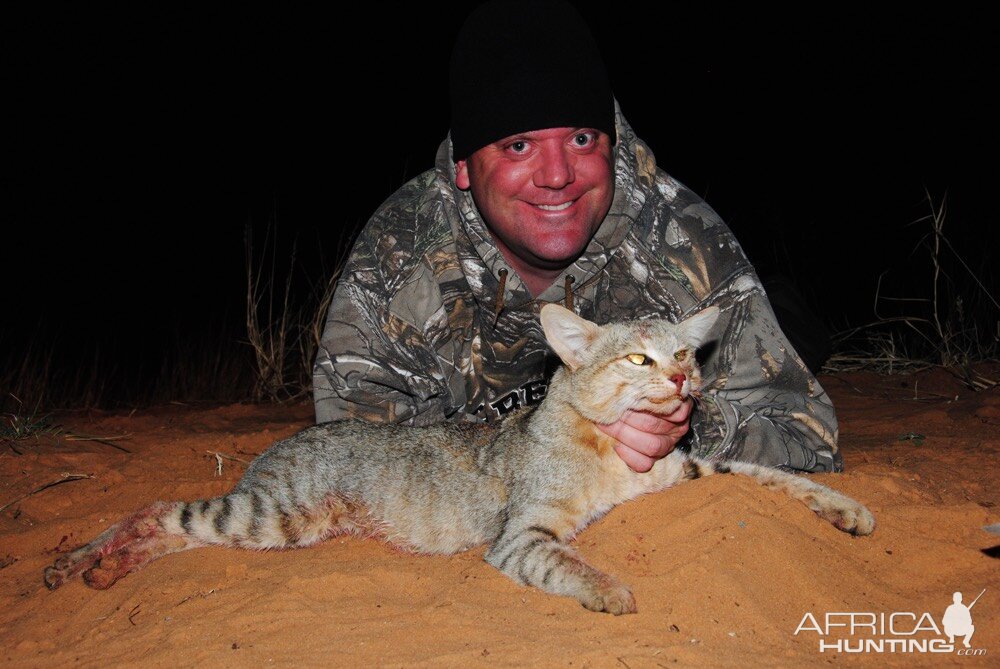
top-left (540, 304), bottom-right (601, 371)
top-left (681, 306), bottom-right (720, 348)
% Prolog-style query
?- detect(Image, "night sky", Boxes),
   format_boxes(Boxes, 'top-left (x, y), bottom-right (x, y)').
top-left (5, 4), bottom-right (996, 405)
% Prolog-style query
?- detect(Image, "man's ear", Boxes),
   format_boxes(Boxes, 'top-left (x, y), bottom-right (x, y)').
top-left (455, 160), bottom-right (470, 190)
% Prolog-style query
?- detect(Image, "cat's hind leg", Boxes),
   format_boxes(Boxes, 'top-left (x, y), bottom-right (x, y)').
top-left (44, 501), bottom-right (196, 590)
top-left (485, 513), bottom-right (636, 615)
top-left (44, 491), bottom-right (368, 590)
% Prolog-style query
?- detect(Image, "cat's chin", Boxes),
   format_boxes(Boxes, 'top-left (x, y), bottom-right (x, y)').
top-left (638, 397), bottom-right (684, 415)
top-left (645, 395), bottom-right (683, 405)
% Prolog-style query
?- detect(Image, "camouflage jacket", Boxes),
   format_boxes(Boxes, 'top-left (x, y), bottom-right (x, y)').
top-left (313, 106), bottom-right (841, 473)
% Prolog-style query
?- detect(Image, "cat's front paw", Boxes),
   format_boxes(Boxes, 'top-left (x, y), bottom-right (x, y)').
top-left (831, 503), bottom-right (876, 536)
top-left (580, 581), bottom-right (637, 615)
top-left (810, 495), bottom-right (876, 536)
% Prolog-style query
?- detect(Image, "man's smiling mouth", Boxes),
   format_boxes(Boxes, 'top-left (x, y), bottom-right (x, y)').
top-left (534, 200), bottom-right (575, 211)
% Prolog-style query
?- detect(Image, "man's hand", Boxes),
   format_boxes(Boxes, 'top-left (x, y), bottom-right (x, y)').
top-left (595, 399), bottom-right (693, 473)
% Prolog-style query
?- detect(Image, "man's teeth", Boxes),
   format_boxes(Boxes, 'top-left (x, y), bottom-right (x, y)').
top-left (536, 201), bottom-right (573, 211)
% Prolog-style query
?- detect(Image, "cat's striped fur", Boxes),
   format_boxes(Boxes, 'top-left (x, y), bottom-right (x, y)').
top-left (44, 304), bottom-right (874, 614)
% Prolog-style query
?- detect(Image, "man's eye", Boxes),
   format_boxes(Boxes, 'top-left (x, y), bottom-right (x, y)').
top-left (508, 141), bottom-right (528, 153)
top-left (626, 353), bottom-right (653, 366)
top-left (573, 133), bottom-right (595, 147)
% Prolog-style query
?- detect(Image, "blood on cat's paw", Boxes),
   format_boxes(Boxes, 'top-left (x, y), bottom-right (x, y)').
top-left (82, 563), bottom-right (122, 590)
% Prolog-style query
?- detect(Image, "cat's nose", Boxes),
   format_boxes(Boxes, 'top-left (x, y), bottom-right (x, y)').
top-left (670, 373), bottom-right (686, 392)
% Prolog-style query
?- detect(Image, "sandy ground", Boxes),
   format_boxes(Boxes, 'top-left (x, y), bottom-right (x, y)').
top-left (2, 367), bottom-right (998, 667)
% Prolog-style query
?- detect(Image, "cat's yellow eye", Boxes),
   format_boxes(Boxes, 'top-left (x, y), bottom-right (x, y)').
top-left (626, 353), bottom-right (653, 366)
top-left (674, 349), bottom-right (689, 361)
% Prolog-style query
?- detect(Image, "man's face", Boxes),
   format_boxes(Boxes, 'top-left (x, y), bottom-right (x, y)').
top-left (455, 127), bottom-right (614, 273)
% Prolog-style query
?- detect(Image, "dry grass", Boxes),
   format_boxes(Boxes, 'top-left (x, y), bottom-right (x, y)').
top-left (1, 394), bottom-right (132, 455)
top-left (1, 218), bottom-right (346, 416)
top-left (243, 219), bottom-right (347, 403)
top-left (825, 192), bottom-right (998, 389)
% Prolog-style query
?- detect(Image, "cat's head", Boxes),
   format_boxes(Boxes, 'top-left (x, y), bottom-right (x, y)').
top-left (540, 304), bottom-right (720, 423)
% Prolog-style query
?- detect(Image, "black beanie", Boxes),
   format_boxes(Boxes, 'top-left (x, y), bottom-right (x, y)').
top-left (449, 0), bottom-right (616, 161)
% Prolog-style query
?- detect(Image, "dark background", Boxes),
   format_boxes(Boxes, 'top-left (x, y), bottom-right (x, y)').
top-left (4, 3), bottom-right (996, 407)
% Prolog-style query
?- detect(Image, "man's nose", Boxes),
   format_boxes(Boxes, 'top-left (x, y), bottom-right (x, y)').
top-left (532, 143), bottom-right (574, 189)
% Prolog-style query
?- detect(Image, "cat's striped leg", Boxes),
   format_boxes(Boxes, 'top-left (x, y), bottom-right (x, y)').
top-left (45, 491), bottom-right (364, 590)
top-left (686, 457), bottom-right (876, 536)
top-left (485, 513), bottom-right (636, 615)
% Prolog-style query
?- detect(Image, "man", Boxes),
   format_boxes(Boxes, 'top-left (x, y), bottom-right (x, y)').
top-left (943, 591), bottom-right (978, 649)
top-left (313, 0), bottom-right (841, 473)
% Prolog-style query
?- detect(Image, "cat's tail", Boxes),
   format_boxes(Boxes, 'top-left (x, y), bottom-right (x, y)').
top-left (44, 491), bottom-right (355, 591)
top-left (683, 457), bottom-right (876, 536)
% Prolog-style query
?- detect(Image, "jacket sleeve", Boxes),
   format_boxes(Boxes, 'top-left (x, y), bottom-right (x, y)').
top-left (646, 176), bottom-right (841, 473)
top-left (687, 269), bottom-right (842, 473)
top-left (312, 237), bottom-right (452, 426)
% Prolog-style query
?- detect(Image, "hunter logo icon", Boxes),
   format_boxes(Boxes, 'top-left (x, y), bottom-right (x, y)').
top-left (943, 589), bottom-right (984, 649)
top-left (794, 587), bottom-right (989, 654)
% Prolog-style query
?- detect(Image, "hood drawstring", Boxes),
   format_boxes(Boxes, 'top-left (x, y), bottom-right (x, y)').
top-left (493, 270), bottom-right (574, 324)
top-left (493, 268), bottom-right (508, 326)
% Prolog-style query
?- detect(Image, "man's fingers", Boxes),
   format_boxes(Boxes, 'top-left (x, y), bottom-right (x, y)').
top-left (663, 398), bottom-right (693, 422)
top-left (621, 400), bottom-right (692, 429)
top-left (598, 422), bottom-right (675, 458)
top-left (596, 399), bottom-right (695, 472)
top-left (619, 410), bottom-right (672, 433)
top-left (595, 420), bottom-right (625, 441)
top-left (613, 444), bottom-right (656, 473)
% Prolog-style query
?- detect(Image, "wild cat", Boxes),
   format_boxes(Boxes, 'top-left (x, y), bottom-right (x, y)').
top-left (44, 304), bottom-right (874, 614)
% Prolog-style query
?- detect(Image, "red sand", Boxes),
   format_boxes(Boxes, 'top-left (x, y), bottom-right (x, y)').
top-left (3, 368), bottom-right (998, 667)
